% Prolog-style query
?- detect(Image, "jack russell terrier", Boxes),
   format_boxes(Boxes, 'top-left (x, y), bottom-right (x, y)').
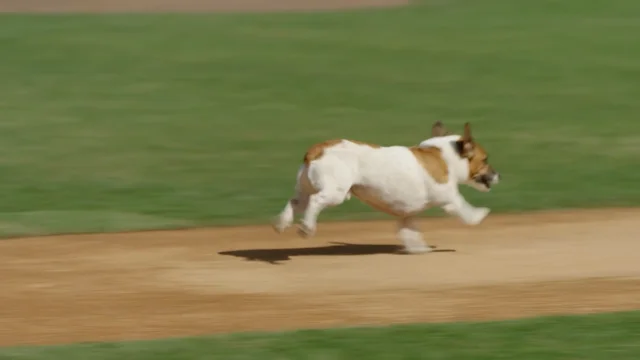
top-left (272, 121), bottom-right (500, 254)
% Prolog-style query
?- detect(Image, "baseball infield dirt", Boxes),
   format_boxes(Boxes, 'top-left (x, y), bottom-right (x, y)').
top-left (1, 208), bottom-right (639, 346)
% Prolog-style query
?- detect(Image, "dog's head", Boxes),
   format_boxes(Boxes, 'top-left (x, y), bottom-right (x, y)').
top-left (431, 121), bottom-right (500, 192)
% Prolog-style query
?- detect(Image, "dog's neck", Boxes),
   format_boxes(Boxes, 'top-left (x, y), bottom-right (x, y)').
top-left (418, 135), bottom-right (470, 183)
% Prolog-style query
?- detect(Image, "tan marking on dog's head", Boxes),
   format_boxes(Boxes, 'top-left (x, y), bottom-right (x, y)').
top-left (409, 146), bottom-right (449, 184)
top-left (454, 123), bottom-right (499, 191)
top-left (303, 139), bottom-right (381, 166)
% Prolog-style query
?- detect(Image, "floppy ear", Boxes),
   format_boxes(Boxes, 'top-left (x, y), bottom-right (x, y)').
top-left (455, 122), bottom-right (475, 157)
top-left (431, 121), bottom-right (449, 137)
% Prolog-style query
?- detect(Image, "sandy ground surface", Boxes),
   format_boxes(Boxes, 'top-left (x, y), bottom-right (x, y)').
top-left (1, 208), bottom-right (639, 346)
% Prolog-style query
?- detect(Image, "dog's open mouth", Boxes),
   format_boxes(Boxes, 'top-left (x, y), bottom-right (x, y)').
top-left (474, 175), bottom-right (492, 189)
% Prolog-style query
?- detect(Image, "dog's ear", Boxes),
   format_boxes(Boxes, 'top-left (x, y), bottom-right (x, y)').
top-left (431, 121), bottom-right (449, 137)
top-left (455, 122), bottom-right (475, 157)
top-left (462, 122), bottom-right (473, 142)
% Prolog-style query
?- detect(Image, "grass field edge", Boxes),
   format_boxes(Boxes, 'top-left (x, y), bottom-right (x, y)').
top-left (1, 309), bottom-right (638, 354)
top-left (1, 205), bottom-right (637, 240)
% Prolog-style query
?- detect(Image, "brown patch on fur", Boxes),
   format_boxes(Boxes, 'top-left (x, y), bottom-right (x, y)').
top-left (409, 146), bottom-right (449, 184)
top-left (466, 144), bottom-right (491, 179)
top-left (303, 139), bottom-right (381, 166)
top-left (350, 186), bottom-right (408, 217)
top-left (303, 139), bottom-right (342, 166)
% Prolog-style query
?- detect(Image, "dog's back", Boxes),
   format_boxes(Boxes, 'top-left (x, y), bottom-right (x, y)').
top-left (299, 139), bottom-right (448, 217)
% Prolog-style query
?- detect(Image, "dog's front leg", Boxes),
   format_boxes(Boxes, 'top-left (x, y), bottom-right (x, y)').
top-left (397, 216), bottom-right (431, 254)
top-left (441, 189), bottom-right (490, 226)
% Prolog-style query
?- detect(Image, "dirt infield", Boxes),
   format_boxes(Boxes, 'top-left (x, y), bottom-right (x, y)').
top-left (1, 208), bottom-right (639, 347)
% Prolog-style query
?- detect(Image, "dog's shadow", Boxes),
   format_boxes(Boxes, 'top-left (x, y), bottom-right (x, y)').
top-left (218, 242), bottom-right (456, 264)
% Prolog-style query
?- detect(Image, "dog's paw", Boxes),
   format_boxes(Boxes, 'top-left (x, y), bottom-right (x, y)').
top-left (272, 215), bottom-right (293, 234)
top-left (272, 225), bottom-right (285, 234)
top-left (399, 232), bottom-right (432, 254)
top-left (297, 223), bottom-right (316, 238)
top-left (468, 207), bottom-right (490, 225)
top-left (442, 203), bottom-right (457, 215)
top-left (402, 245), bottom-right (433, 255)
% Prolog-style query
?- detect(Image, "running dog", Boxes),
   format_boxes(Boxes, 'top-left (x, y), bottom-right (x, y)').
top-left (272, 121), bottom-right (500, 253)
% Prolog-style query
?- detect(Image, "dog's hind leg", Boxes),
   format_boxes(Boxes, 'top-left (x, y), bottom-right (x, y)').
top-left (298, 188), bottom-right (349, 238)
top-left (297, 160), bottom-right (352, 238)
top-left (273, 194), bottom-right (310, 233)
top-left (272, 198), bottom-right (296, 233)
top-left (273, 166), bottom-right (312, 233)
top-left (397, 216), bottom-right (431, 254)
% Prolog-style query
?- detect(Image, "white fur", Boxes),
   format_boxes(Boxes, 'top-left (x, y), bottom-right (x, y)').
top-left (273, 136), bottom-right (491, 254)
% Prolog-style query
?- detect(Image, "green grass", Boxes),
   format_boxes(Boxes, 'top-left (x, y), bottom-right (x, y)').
top-left (2, 311), bottom-right (639, 359)
top-left (1, 0), bottom-right (640, 236)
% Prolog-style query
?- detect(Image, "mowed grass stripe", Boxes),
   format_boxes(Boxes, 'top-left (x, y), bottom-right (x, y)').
top-left (0, 0), bottom-right (639, 236)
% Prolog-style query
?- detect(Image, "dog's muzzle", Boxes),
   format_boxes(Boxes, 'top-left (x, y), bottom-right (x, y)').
top-left (475, 172), bottom-right (500, 189)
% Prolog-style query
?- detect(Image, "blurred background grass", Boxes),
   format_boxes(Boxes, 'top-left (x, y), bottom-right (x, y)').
top-left (0, 0), bottom-right (639, 236)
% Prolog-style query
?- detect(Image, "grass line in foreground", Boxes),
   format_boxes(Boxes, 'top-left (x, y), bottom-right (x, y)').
top-left (1, 311), bottom-right (639, 359)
